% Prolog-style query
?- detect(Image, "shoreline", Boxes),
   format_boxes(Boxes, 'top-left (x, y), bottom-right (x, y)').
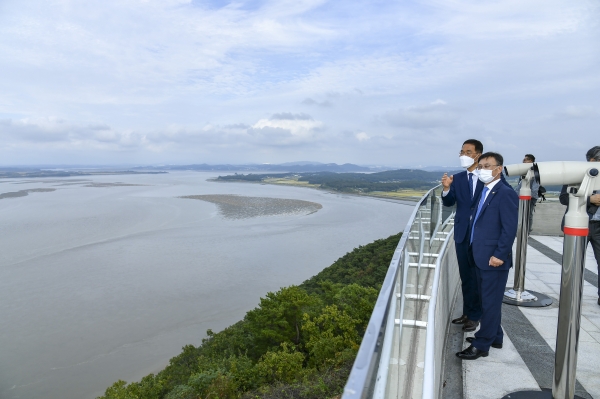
top-left (207, 177), bottom-right (424, 205)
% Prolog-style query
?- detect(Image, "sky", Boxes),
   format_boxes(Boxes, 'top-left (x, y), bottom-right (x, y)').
top-left (0, 0), bottom-right (598, 167)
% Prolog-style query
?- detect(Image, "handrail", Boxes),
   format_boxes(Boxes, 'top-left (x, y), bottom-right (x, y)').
top-left (342, 185), bottom-right (441, 398)
top-left (421, 228), bottom-right (454, 398)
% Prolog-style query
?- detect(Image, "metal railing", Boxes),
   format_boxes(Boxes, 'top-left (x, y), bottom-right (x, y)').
top-left (343, 185), bottom-right (458, 399)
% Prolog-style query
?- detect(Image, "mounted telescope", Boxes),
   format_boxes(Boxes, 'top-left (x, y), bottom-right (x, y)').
top-left (502, 162), bottom-right (552, 307)
top-left (502, 161), bottom-right (600, 399)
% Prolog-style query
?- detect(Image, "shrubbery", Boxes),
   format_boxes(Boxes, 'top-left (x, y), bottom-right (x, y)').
top-left (98, 233), bottom-right (401, 399)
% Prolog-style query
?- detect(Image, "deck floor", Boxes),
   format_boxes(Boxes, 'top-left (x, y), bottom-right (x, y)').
top-left (445, 235), bottom-right (600, 399)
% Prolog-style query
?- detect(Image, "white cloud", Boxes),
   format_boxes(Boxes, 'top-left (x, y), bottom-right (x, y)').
top-left (355, 132), bottom-right (370, 141)
top-left (250, 113), bottom-right (324, 145)
top-left (382, 100), bottom-right (460, 129)
top-left (553, 106), bottom-right (598, 119)
top-left (0, 0), bottom-right (598, 165)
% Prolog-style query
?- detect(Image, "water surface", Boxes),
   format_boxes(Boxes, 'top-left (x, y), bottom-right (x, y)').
top-left (0, 172), bottom-right (413, 399)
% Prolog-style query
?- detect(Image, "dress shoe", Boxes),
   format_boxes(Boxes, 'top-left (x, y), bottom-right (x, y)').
top-left (466, 336), bottom-right (502, 349)
top-left (456, 345), bottom-right (488, 360)
top-left (452, 315), bottom-right (468, 324)
top-left (462, 319), bottom-right (479, 332)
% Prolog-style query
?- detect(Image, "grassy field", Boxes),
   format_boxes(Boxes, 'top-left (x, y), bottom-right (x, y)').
top-left (262, 177), bottom-right (321, 189)
top-left (365, 189), bottom-right (428, 200)
top-left (261, 177), bottom-right (428, 201)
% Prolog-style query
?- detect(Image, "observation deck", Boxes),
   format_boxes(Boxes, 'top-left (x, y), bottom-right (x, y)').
top-left (343, 187), bottom-right (600, 399)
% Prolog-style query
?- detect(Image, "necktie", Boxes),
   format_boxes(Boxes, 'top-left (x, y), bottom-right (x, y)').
top-left (470, 186), bottom-right (489, 244)
top-left (468, 173), bottom-right (474, 199)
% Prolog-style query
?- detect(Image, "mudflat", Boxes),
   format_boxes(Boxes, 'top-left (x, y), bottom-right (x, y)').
top-left (180, 194), bottom-right (322, 219)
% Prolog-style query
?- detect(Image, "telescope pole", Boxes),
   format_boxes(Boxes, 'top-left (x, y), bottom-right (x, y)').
top-left (504, 174), bottom-right (552, 306)
top-left (552, 169), bottom-right (597, 399)
top-left (552, 230), bottom-right (587, 399)
top-left (513, 193), bottom-right (532, 296)
top-left (500, 164), bottom-right (597, 399)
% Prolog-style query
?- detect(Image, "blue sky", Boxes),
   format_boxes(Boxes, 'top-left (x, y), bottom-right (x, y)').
top-left (0, 0), bottom-right (598, 166)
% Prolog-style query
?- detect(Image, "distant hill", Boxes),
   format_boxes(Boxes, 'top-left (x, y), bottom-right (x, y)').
top-left (135, 163), bottom-right (374, 173)
top-left (278, 161), bottom-right (324, 166)
top-left (217, 168), bottom-right (460, 193)
top-left (0, 168), bottom-right (165, 179)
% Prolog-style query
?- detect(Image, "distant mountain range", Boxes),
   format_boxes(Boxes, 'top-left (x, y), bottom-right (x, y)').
top-left (0, 162), bottom-right (460, 178)
top-left (133, 162), bottom-right (377, 173)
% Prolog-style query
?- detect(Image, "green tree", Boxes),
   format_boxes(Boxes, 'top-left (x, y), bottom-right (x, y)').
top-left (302, 305), bottom-right (360, 369)
top-left (255, 342), bottom-right (306, 384)
top-left (245, 286), bottom-right (320, 355)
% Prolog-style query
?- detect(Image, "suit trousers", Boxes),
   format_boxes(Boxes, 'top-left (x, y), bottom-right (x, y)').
top-left (468, 246), bottom-right (510, 352)
top-left (588, 221), bottom-right (600, 297)
top-left (455, 239), bottom-right (482, 321)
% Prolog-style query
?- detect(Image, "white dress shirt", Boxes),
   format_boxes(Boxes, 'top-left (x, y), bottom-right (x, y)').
top-left (481, 178), bottom-right (501, 203)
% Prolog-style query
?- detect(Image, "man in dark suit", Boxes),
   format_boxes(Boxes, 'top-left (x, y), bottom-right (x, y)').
top-left (456, 152), bottom-right (519, 360)
top-left (441, 139), bottom-right (485, 332)
top-left (559, 145), bottom-right (600, 306)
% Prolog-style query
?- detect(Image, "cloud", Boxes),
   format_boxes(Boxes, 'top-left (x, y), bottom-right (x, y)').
top-left (302, 98), bottom-right (333, 107)
top-left (0, 0), bottom-right (598, 165)
top-left (223, 123), bottom-right (251, 129)
top-left (270, 112), bottom-right (313, 121)
top-left (382, 100), bottom-right (460, 129)
top-left (553, 106), bottom-right (598, 119)
top-left (355, 132), bottom-right (370, 141)
top-left (249, 113), bottom-right (324, 146)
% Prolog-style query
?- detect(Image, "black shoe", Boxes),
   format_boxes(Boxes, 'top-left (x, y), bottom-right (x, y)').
top-left (462, 319), bottom-right (479, 332)
top-left (466, 337), bottom-right (502, 349)
top-left (452, 315), bottom-right (468, 324)
top-left (456, 345), bottom-right (489, 360)
top-left (597, 298), bottom-right (600, 306)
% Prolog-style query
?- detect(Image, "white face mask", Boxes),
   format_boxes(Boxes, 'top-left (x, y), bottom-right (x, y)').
top-left (459, 155), bottom-right (475, 169)
top-left (478, 168), bottom-right (498, 184)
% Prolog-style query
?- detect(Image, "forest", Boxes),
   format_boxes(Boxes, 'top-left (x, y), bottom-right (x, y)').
top-left (216, 169), bottom-right (447, 193)
top-left (97, 233), bottom-right (402, 399)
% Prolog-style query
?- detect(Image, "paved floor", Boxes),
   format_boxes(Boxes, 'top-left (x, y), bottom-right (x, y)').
top-left (529, 199), bottom-right (566, 237)
top-left (460, 235), bottom-right (600, 399)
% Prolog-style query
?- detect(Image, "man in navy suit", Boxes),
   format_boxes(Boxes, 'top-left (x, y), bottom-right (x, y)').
top-left (456, 152), bottom-right (518, 360)
top-left (441, 139), bottom-right (486, 332)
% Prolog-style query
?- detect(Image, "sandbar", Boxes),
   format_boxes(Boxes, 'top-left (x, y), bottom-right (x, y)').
top-left (179, 194), bottom-right (322, 219)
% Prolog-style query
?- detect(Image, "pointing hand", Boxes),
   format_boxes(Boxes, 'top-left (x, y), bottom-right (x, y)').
top-left (441, 173), bottom-right (453, 190)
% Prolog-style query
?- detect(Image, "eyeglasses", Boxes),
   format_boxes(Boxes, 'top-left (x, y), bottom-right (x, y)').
top-left (476, 164), bottom-right (498, 170)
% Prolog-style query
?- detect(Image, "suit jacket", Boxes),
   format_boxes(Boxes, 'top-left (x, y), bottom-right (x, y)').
top-left (442, 171), bottom-right (511, 244)
top-left (559, 185), bottom-right (599, 230)
top-left (470, 181), bottom-right (519, 271)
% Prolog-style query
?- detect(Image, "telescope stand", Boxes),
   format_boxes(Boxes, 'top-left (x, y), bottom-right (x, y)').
top-left (503, 193), bottom-right (552, 307)
top-left (501, 166), bottom-right (598, 399)
top-left (501, 233), bottom-right (588, 399)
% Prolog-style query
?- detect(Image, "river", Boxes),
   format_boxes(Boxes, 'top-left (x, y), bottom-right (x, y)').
top-left (0, 171), bottom-right (414, 399)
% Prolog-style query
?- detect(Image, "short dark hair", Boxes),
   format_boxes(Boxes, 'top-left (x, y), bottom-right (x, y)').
top-left (463, 139), bottom-right (483, 154)
top-left (524, 154), bottom-right (535, 162)
top-left (479, 152), bottom-right (504, 166)
top-left (586, 146), bottom-right (600, 161)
